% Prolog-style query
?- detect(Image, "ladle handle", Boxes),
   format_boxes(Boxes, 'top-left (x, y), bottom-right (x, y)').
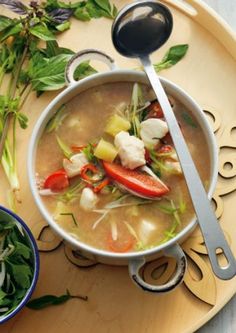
top-left (141, 55), bottom-right (236, 280)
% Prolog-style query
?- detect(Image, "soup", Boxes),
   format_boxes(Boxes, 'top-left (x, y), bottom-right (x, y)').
top-left (35, 82), bottom-right (210, 252)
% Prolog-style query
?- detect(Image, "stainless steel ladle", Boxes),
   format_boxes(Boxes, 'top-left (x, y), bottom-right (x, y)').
top-left (112, 0), bottom-right (236, 280)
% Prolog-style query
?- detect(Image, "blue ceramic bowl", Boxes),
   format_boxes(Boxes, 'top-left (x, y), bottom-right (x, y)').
top-left (0, 206), bottom-right (40, 324)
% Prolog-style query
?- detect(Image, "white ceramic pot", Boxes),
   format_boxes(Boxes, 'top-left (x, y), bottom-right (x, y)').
top-left (28, 49), bottom-right (218, 293)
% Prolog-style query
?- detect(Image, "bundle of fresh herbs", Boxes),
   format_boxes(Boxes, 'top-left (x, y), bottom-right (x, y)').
top-left (0, 0), bottom-right (117, 207)
top-left (0, 216), bottom-right (35, 317)
top-left (0, 0), bottom-right (188, 210)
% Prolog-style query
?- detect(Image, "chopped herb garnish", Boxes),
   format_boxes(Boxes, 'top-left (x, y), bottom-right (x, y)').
top-left (56, 135), bottom-right (72, 159)
top-left (60, 213), bottom-right (78, 226)
top-left (181, 112), bottom-right (198, 128)
top-left (45, 104), bottom-right (67, 133)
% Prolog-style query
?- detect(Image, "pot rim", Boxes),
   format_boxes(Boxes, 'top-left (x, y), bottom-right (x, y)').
top-left (28, 69), bottom-right (218, 259)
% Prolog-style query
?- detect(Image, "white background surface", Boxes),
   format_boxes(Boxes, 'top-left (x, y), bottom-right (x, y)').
top-left (196, 1), bottom-right (236, 332)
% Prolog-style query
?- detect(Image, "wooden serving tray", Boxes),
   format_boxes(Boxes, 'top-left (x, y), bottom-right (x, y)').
top-left (1, 0), bottom-right (236, 332)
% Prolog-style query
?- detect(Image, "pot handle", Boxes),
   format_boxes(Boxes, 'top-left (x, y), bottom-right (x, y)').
top-left (129, 244), bottom-right (187, 293)
top-left (65, 49), bottom-right (117, 86)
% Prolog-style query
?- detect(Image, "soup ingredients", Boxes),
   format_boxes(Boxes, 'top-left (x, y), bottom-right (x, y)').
top-left (164, 160), bottom-right (182, 175)
top-left (36, 81), bottom-right (207, 253)
top-left (0, 0), bottom-right (116, 206)
top-left (145, 101), bottom-right (164, 119)
top-left (44, 169), bottom-right (69, 192)
top-left (26, 289), bottom-right (88, 310)
top-left (0, 217), bottom-right (34, 316)
top-left (114, 131), bottom-right (145, 169)
top-left (63, 153), bottom-right (89, 178)
top-left (140, 118), bottom-right (169, 147)
top-left (80, 187), bottom-right (98, 211)
top-left (105, 114), bottom-right (131, 136)
top-left (103, 161), bottom-right (169, 198)
top-left (107, 232), bottom-right (135, 253)
top-left (94, 138), bottom-right (118, 162)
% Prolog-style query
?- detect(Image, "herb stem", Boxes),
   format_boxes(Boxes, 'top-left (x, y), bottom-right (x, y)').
top-left (10, 44), bottom-right (28, 99)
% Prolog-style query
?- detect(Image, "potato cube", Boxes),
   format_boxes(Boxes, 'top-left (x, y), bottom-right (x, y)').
top-left (94, 138), bottom-right (118, 162)
top-left (105, 114), bottom-right (131, 136)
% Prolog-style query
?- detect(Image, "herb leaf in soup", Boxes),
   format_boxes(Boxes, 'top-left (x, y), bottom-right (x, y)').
top-left (56, 135), bottom-right (72, 159)
top-left (60, 213), bottom-right (78, 226)
top-left (181, 112), bottom-right (198, 128)
top-left (46, 104), bottom-right (67, 133)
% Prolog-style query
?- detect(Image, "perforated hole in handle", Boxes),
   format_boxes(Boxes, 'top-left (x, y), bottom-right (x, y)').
top-left (65, 49), bottom-right (117, 86)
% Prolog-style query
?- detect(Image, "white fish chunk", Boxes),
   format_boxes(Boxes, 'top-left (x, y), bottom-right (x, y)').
top-left (80, 187), bottom-right (98, 211)
top-left (140, 118), bottom-right (169, 147)
top-left (63, 153), bottom-right (88, 178)
top-left (114, 131), bottom-right (145, 170)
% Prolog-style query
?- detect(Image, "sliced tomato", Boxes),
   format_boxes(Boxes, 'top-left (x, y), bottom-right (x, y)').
top-left (146, 101), bottom-right (164, 119)
top-left (44, 169), bottom-right (69, 192)
top-left (103, 162), bottom-right (169, 198)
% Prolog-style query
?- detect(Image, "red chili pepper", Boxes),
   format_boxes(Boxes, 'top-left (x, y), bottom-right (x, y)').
top-left (93, 178), bottom-right (110, 193)
top-left (80, 163), bottom-right (99, 182)
top-left (71, 145), bottom-right (86, 152)
top-left (157, 145), bottom-right (173, 154)
top-left (147, 101), bottom-right (164, 119)
top-left (71, 143), bottom-right (97, 153)
top-left (44, 169), bottom-right (69, 192)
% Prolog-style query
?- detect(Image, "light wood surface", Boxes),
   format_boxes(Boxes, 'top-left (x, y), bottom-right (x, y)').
top-left (197, 3), bottom-right (236, 333)
top-left (0, 1), bottom-right (236, 332)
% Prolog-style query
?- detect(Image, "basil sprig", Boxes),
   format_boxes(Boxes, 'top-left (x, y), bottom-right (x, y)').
top-left (154, 44), bottom-right (189, 72)
top-left (26, 289), bottom-right (88, 310)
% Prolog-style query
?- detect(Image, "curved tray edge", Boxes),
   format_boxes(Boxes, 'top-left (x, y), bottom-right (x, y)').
top-left (164, 0), bottom-right (236, 61)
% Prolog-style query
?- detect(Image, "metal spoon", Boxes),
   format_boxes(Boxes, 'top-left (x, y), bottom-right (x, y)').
top-left (112, 0), bottom-right (236, 280)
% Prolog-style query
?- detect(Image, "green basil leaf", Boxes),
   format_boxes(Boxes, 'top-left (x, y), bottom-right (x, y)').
top-left (55, 20), bottom-right (70, 31)
top-left (7, 262), bottom-right (32, 289)
top-left (0, 22), bottom-right (23, 42)
top-left (0, 15), bottom-right (13, 32)
top-left (26, 294), bottom-right (71, 309)
top-left (13, 241), bottom-right (31, 259)
top-left (29, 53), bottom-right (72, 91)
top-left (74, 6), bottom-right (91, 21)
top-left (26, 290), bottom-right (88, 310)
top-left (29, 23), bottom-right (56, 41)
top-left (154, 44), bottom-right (189, 72)
top-left (85, 2), bottom-right (101, 19)
top-left (16, 112), bottom-right (28, 129)
top-left (0, 220), bottom-right (15, 231)
top-left (93, 0), bottom-right (110, 11)
top-left (74, 61), bottom-right (97, 80)
top-left (41, 41), bottom-right (74, 58)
